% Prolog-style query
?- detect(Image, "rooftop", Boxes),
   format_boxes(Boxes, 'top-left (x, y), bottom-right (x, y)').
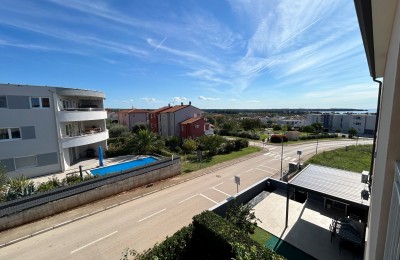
top-left (180, 117), bottom-right (202, 125)
top-left (160, 105), bottom-right (190, 113)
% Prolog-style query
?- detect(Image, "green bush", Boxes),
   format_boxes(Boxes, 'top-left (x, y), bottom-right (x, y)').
top-left (36, 176), bottom-right (62, 192)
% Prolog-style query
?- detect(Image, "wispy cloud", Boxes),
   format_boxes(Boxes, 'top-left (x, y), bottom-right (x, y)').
top-left (141, 97), bottom-right (158, 103)
top-left (173, 97), bottom-right (187, 102)
top-left (198, 96), bottom-right (219, 101)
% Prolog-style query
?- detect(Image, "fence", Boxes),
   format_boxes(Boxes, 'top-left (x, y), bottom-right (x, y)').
top-left (0, 157), bottom-right (180, 218)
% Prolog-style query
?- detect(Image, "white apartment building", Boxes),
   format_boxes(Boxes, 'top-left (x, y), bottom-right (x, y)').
top-left (0, 84), bottom-right (108, 178)
top-left (277, 119), bottom-right (306, 127)
top-left (306, 113), bottom-right (376, 135)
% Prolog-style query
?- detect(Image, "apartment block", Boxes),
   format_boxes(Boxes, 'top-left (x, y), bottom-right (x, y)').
top-left (306, 113), bottom-right (376, 135)
top-left (0, 84), bottom-right (108, 178)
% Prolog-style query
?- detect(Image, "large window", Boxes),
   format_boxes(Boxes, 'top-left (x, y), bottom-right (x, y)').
top-left (30, 97), bottom-right (50, 108)
top-left (0, 128), bottom-right (21, 141)
top-left (0, 96), bottom-right (7, 108)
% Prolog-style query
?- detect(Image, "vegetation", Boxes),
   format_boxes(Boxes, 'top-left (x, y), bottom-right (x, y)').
top-left (305, 144), bottom-right (373, 172)
top-left (226, 199), bottom-right (261, 234)
top-left (123, 211), bottom-right (283, 260)
top-left (0, 164), bottom-right (8, 201)
top-left (129, 129), bottom-right (159, 155)
top-left (348, 127), bottom-right (358, 138)
top-left (250, 226), bottom-right (274, 246)
top-left (182, 146), bottom-right (261, 173)
top-left (5, 175), bottom-right (35, 201)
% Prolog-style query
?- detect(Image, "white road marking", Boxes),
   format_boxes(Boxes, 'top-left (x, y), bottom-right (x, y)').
top-left (70, 231), bottom-right (118, 254)
top-left (212, 187), bottom-right (231, 196)
top-left (268, 147), bottom-right (277, 150)
top-left (254, 168), bottom-right (273, 173)
top-left (264, 152), bottom-right (273, 155)
top-left (261, 166), bottom-right (278, 171)
top-left (245, 169), bottom-right (253, 173)
top-left (199, 194), bottom-right (218, 204)
top-left (178, 194), bottom-right (198, 204)
top-left (211, 182), bottom-right (223, 188)
top-left (138, 209), bottom-right (166, 223)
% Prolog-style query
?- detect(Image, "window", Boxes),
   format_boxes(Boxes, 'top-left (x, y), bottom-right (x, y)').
top-left (15, 155), bottom-right (37, 169)
top-left (31, 97), bottom-right (50, 108)
top-left (0, 96), bottom-right (7, 108)
top-left (0, 128), bottom-right (21, 141)
top-left (195, 125), bottom-right (199, 129)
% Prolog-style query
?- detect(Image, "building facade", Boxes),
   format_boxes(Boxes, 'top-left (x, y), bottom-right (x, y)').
top-left (180, 117), bottom-right (208, 139)
top-left (158, 103), bottom-right (204, 137)
top-left (0, 84), bottom-right (108, 178)
top-left (149, 106), bottom-right (169, 134)
top-left (306, 113), bottom-right (376, 135)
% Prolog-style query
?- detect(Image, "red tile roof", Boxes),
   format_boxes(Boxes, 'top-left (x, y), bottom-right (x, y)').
top-left (160, 105), bottom-right (190, 113)
top-left (150, 106), bottom-right (170, 114)
top-left (180, 117), bottom-right (203, 125)
top-left (128, 109), bottom-right (151, 113)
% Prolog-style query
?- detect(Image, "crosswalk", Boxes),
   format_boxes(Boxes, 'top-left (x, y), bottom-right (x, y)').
top-left (263, 151), bottom-right (298, 162)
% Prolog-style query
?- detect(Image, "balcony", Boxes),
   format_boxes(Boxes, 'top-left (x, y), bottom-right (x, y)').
top-left (61, 130), bottom-right (109, 148)
top-left (58, 108), bottom-right (107, 122)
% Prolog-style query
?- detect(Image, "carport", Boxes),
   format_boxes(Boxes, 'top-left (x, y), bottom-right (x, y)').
top-left (285, 164), bottom-right (370, 228)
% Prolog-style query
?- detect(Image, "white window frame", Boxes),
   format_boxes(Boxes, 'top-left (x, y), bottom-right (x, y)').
top-left (30, 97), bottom-right (51, 108)
top-left (0, 96), bottom-right (7, 108)
top-left (0, 127), bottom-right (21, 142)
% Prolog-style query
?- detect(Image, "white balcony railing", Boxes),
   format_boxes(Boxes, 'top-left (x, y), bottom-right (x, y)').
top-left (61, 130), bottom-right (109, 149)
top-left (58, 110), bottom-right (107, 122)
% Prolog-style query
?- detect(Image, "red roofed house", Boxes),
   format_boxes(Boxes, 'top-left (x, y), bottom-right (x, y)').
top-left (149, 106), bottom-right (170, 134)
top-left (118, 109), bottom-right (150, 130)
top-left (158, 102), bottom-right (204, 138)
top-left (180, 117), bottom-right (213, 139)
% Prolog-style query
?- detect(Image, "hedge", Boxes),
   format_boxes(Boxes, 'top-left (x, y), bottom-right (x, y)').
top-left (217, 130), bottom-right (260, 140)
top-left (136, 211), bottom-right (283, 259)
top-left (299, 133), bottom-right (338, 140)
top-left (270, 134), bottom-right (288, 143)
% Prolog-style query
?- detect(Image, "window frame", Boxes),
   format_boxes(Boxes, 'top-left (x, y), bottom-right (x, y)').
top-left (30, 96), bottom-right (51, 108)
top-left (0, 96), bottom-right (7, 108)
top-left (0, 127), bottom-right (22, 141)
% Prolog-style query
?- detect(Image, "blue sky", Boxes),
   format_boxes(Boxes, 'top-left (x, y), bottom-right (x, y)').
top-left (0, 0), bottom-right (378, 109)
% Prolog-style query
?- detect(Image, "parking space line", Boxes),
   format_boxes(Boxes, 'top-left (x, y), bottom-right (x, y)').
top-left (212, 187), bottom-right (230, 196)
top-left (178, 194), bottom-right (198, 204)
top-left (211, 182), bottom-right (223, 188)
top-left (70, 231), bottom-right (118, 254)
top-left (199, 194), bottom-right (218, 204)
top-left (138, 209), bottom-right (166, 223)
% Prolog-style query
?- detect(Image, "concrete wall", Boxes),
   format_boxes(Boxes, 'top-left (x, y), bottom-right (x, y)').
top-left (0, 160), bottom-right (181, 231)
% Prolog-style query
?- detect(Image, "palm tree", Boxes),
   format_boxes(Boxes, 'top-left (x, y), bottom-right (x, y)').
top-left (6, 175), bottom-right (35, 201)
top-left (131, 129), bottom-right (158, 155)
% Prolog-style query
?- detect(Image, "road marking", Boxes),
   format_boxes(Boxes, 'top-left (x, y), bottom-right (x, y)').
top-left (70, 231), bottom-right (118, 254)
top-left (245, 169), bottom-right (253, 173)
top-left (199, 194), bottom-right (218, 204)
top-left (138, 209), bottom-right (166, 223)
top-left (268, 147), bottom-right (277, 150)
top-left (211, 182), bottom-right (223, 188)
top-left (212, 187), bottom-right (231, 196)
top-left (264, 152), bottom-right (273, 155)
top-left (178, 194), bottom-right (198, 204)
top-left (254, 168), bottom-right (273, 173)
top-left (261, 166), bottom-right (278, 171)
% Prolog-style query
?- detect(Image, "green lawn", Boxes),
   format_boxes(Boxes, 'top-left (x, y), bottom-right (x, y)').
top-left (182, 146), bottom-right (262, 173)
top-left (250, 226), bottom-right (274, 245)
top-left (305, 144), bottom-right (373, 172)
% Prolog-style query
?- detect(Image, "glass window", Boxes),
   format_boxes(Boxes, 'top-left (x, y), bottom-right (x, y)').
top-left (0, 129), bottom-right (9, 140)
top-left (11, 128), bottom-right (21, 139)
top-left (31, 97), bottom-right (40, 108)
top-left (15, 155), bottom-right (37, 169)
top-left (0, 96), bottom-right (7, 108)
top-left (41, 98), bottom-right (50, 108)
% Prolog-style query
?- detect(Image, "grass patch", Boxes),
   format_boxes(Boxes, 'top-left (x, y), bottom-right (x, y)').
top-left (182, 146), bottom-right (262, 173)
top-left (305, 144), bottom-right (372, 172)
top-left (250, 226), bottom-right (274, 246)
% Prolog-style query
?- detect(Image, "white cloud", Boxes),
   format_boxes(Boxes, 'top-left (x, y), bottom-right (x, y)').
top-left (173, 97), bottom-right (187, 102)
top-left (198, 96), bottom-right (219, 101)
top-left (141, 97), bottom-right (157, 103)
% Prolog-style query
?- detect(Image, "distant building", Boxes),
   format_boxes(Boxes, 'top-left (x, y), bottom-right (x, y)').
top-left (180, 117), bottom-right (208, 139)
top-left (118, 109), bottom-right (150, 130)
top-left (158, 102), bottom-right (204, 138)
top-left (149, 106), bottom-right (170, 134)
top-left (306, 113), bottom-right (376, 135)
top-left (277, 119), bottom-right (306, 127)
top-left (0, 84), bottom-right (108, 178)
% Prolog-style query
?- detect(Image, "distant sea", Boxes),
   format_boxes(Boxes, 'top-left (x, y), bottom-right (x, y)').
top-left (313, 109), bottom-right (377, 114)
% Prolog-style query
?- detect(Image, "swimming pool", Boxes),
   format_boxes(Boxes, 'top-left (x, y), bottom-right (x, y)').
top-left (90, 157), bottom-right (158, 176)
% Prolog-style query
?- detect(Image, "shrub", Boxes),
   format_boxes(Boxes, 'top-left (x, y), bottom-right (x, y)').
top-left (235, 138), bottom-right (249, 150)
top-left (36, 176), bottom-right (62, 192)
top-left (108, 124), bottom-right (130, 138)
top-left (270, 134), bottom-right (288, 143)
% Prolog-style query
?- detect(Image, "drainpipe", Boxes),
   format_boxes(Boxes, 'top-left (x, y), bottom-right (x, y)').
top-left (369, 78), bottom-right (382, 190)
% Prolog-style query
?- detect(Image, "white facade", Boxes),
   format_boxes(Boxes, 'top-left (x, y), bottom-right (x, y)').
top-left (277, 119), bottom-right (306, 127)
top-left (306, 113), bottom-right (376, 135)
top-left (0, 84), bottom-right (108, 178)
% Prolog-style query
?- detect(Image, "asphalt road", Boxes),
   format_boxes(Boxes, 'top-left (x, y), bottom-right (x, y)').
top-left (0, 139), bottom-right (372, 259)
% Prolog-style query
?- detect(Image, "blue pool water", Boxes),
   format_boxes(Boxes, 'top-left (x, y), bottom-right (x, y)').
top-left (90, 157), bottom-right (158, 176)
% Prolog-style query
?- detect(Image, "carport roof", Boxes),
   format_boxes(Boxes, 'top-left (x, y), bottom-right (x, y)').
top-left (289, 164), bottom-right (370, 208)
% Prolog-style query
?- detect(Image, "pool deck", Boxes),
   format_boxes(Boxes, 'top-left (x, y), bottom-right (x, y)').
top-left (253, 190), bottom-right (364, 259)
top-left (30, 155), bottom-right (148, 185)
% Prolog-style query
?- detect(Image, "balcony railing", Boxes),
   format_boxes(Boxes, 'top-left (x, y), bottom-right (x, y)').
top-left (62, 107), bottom-right (104, 112)
top-left (63, 127), bottom-right (103, 138)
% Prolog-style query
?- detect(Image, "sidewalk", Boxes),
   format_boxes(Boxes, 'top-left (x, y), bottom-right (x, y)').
top-left (0, 149), bottom-right (266, 247)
